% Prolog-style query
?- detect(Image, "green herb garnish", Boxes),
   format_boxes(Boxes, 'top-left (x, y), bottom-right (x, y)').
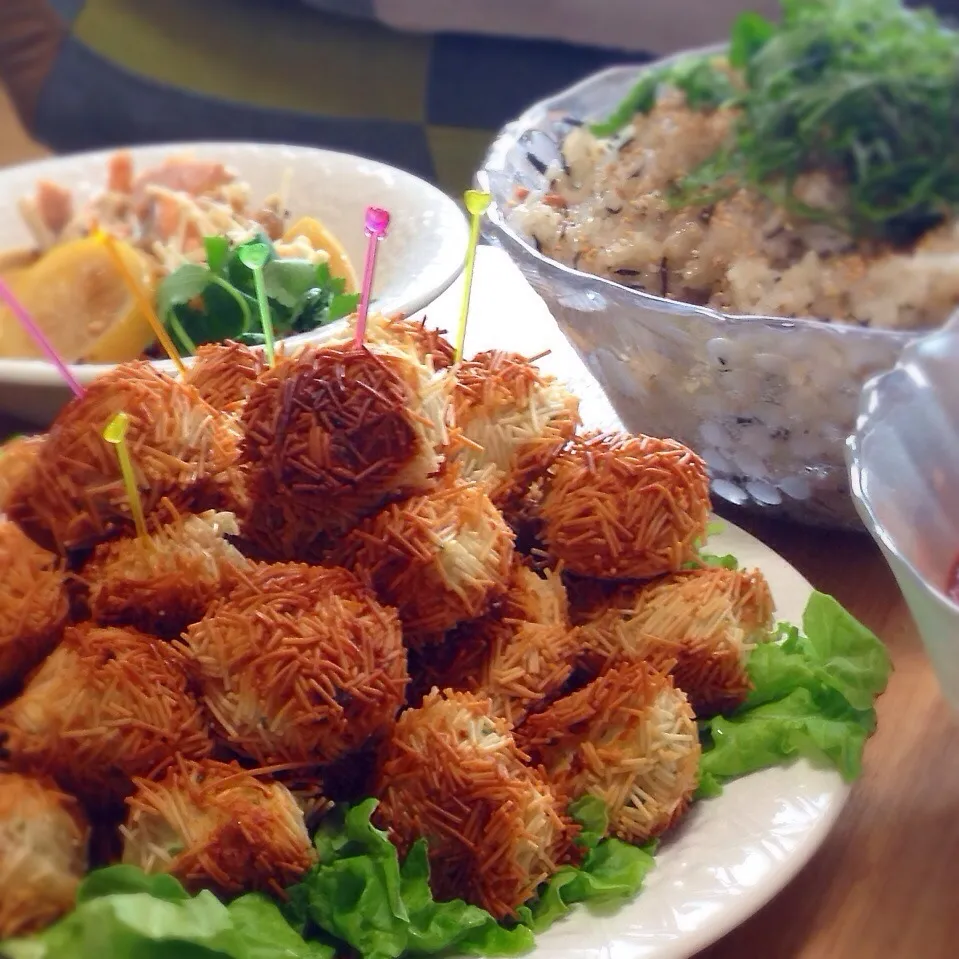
top-left (157, 235), bottom-right (359, 355)
top-left (596, 0), bottom-right (959, 245)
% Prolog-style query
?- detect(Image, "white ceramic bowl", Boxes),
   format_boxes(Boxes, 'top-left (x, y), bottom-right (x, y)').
top-left (0, 142), bottom-right (469, 425)
top-left (848, 311), bottom-right (959, 710)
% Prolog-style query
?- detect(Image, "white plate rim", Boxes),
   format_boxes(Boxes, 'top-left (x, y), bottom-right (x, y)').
top-left (521, 517), bottom-right (849, 959)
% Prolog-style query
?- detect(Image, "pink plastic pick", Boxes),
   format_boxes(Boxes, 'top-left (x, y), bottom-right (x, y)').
top-left (0, 278), bottom-right (84, 397)
top-left (353, 206), bottom-right (391, 348)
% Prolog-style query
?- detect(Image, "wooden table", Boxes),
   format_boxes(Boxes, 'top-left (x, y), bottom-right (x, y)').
top-left (0, 100), bottom-right (955, 957)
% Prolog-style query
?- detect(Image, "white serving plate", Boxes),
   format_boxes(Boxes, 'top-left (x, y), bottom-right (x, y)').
top-left (421, 251), bottom-right (850, 957)
top-left (0, 142), bottom-right (469, 424)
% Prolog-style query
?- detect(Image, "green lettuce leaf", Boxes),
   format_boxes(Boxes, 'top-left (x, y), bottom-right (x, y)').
top-left (699, 590), bottom-right (891, 791)
top-left (517, 796), bottom-right (656, 932)
top-left (0, 867), bottom-right (332, 959)
top-left (287, 799), bottom-right (532, 959)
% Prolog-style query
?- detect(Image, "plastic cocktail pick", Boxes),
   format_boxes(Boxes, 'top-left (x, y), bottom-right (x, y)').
top-left (0, 278), bottom-right (85, 397)
top-left (454, 190), bottom-right (492, 363)
top-left (95, 227), bottom-right (188, 377)
top-left (236, 242), bottom-right (275, 367)
top-left (353, 206), bottom-right (391, 349)
top-left (103, 411), bottom-right (149, 544)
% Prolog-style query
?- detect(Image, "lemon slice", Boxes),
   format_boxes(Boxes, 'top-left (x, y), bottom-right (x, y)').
top-left (283, 216), bottom-right (359, 293)
top-left (0, 236), bottom-right (157, 364)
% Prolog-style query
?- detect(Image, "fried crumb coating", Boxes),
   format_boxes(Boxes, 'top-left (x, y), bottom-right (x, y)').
top-left (0, 772), bottom-right (90, 939)
top-left (333, 313), bottom-right (455, 371)
top-left (407, 563), bottom-right (572, 707)
top-left (239, 343), bottom-right (450, 561)
top-left (579, 566), bottom-right (776, 715)
top-left (376, 689), bottom-right (575, 919)
top-left (0, 434), bottom-right (43, 514)
top-left (541, 432), bottom-right (710, 579)
top-left (0, 520), bottom-right (69, 695)
top-left (183, 340), bottom-right (267, 411)
top-left (334, 479), bottom-right (515, 645)
top-left (86, 509), bottom-right (251, 638)
top-left (0, 624), bottom-right (212, 804)
top-left (181, 563), bottom-right (408, 767)
top-left (518, 661), bottom-right (700, 844)
top-left (449, 351), bottom-right (579, 508)
top-left (6, 362), bottom-right (241, 553)
top-left (121, 757), bottom-right (316, 896)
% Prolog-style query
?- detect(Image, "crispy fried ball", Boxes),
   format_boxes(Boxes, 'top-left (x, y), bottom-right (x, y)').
top-left (121, 757), bottom-right (316, 896)
top-left (0, 434), bottom-right (43, 514)
top-left (518, 661), bottom-right (700, 844)
top-left (0, 772), bottom-right (90, 939)
top-left (6, 362), bottom-right (240, 553)
top-left (85, 509), bottom-right (251, 637)
top-left (333, 313), bottom-right (455, 371)
top-left (183, 340), bottom-right (267, 411)
top-left (449, 351), bottom-right (579, 508)
top-left (0, 520), bottom-right (69, 695)
top-left (580, 567), bottom-right (775, 715)
top-left (376, 689), bottom-right (575, 919)
top-left (181, 563), bottom-right (408, 766)
top-left (407, 563), bottom-right (572, 707)
top-left (239, 343), bottom-right (450, 560)
top-left (541, 431), bottom-right (710, 579)
top-left (0, 624), bottom-right (212, 804)
top-left (334, 480), bottom-right (515, 645)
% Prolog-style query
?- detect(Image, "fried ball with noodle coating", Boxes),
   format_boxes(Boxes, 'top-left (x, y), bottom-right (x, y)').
top-left (183, 340), bottom-right (267, 411)
top-left (0, 772), bottom-right (90, 938)
top-left (449, 351), bottom-right (579, 508)
top-left (335, 479), bottom-right (514, 645)
top-left (580, 567), bottom-right (775, 715)
top-left (0, 624), bottom-right (212, 804)
top-left (6, 362), bottom-right (240, 553)
top-left (0, 520), bottom-right (69, 695)
top-left (332, 312), bottom-right (454, 371)
top-left (121, 757), bottom-right (316, 896)
top-left (541, 431), bottom-right (710, 579)
top-left (182, 563), bottom-right (408, 766)
top-left (240, 343), bottom-right (450, 560)
top-left (518, 661), bottom-right (700, 843)
top-left (0, 434), bottom-right (42, 514)
top-left (86, 509), bottom-right (251, 637)
top-left (376, 689), bottom-right (575, 919)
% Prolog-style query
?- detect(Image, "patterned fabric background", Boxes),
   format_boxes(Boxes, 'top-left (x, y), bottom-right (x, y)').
top-left (21, 0), bottom-right (652, 195)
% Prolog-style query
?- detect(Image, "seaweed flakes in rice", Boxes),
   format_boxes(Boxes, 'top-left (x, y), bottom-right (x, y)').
top-left (0, 520), bottom-right (69, 697)
top-left (375, 689), bottom-right (577, 920)
top-left (517, 660), bottom-right (700, 844)
top-left (84, 508), bottom-right (251, 638)
top-left (449, 351), bottom-right (580, 510)
top-left (120, 757), bottom-right (316, 897)
top-left (180, 563), bottom-right (408, 768)
top-left (578, 566), bottom-right (776, 717)
top-left (332, 478), bottom-right (515, 647)
top-left (0, 624), bottom-right (212, 807)
top-left (0, 772), bottom-right (90, 939)
top-left (5, 362), bottom-right (241, 554)
top-left (238, 344), bottom-right (450, 561)
top-left (541, 431), bottom-right (710, 580)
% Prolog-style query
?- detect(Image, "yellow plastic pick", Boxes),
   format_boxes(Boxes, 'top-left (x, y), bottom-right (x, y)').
top-left (103, 411), bottom-right (149, 543)
top-left (95, 227), bottom-right (188, 376)
top-left (454, 190), bottom-right (492, 363)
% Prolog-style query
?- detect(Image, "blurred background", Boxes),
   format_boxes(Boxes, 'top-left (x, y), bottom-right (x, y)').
top-left (3, 0), bottom-right (954, 196)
